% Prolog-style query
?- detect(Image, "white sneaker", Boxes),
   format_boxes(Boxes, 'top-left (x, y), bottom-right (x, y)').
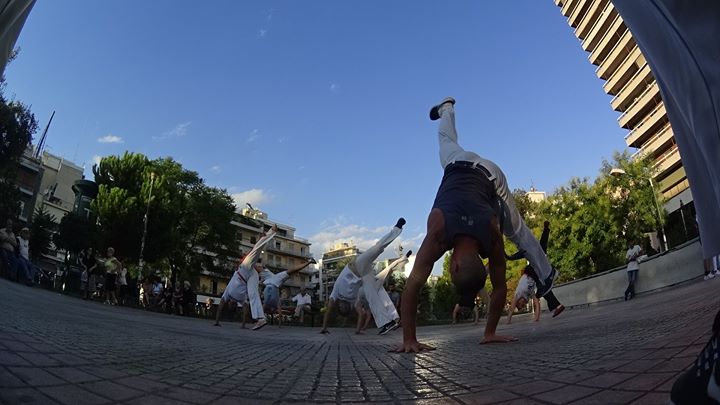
top-left (714, 269), bottom-right (720, 276)
top-left (252, 318), bottom-right (267, 331)
top-left (705, 273), bottom-right (716, 281)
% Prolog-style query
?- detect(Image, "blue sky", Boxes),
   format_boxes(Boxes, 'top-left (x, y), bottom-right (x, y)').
top-left (5, 1), bottom-right (631, 274)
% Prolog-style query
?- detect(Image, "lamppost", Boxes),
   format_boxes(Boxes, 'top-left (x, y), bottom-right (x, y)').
top-left (610, 168), bottom-right (668, 251)
top-left (138, 172), bottom-right (156, 280)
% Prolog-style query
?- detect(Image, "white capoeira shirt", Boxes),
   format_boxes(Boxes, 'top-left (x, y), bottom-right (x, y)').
top-left (329, 266), bottom-right (362, 302)
top-left (222, 266), bottom-right (254, 302)
top-left (514, 274), bottom-right (536, 301)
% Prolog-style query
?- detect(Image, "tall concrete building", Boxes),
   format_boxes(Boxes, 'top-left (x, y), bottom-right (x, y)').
top-left (553, 0), bottom-right (689, 214)
top-left (35, 151), bottom-right (84, 223)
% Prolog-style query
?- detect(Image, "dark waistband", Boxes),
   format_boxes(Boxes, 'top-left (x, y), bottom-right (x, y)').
top-left (447, 161), bottom-right (493, 179)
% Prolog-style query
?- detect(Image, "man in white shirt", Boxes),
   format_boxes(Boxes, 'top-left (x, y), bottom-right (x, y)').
top-left (261, 259), bottom-right (315, 326)
top-left (320, 218), bottom-right (406, 335)
top-left (0, 219), bottom-right (18, 281)
top-left (291, 288), bottom-right (312, 324)
top-left (16, 227), bottom-right (33, 285)
top-left (215, 225), bottom-right (277, 330)
top-left (625, 242), bottom-right (643, 301)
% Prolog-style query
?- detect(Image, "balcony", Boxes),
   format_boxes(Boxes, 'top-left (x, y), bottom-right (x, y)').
top-left (568, 0), bottom-right (591, 27)
top-left (595, 29), bottom-right (633, 80)
top-left (603, 47), bottom-right (642, 95)
top-left (561, 0), bottom-right (578, 16)
top-left (632, 123), bottom-right (674, 159)
top-left (655, 145), bottom-right (681, 179)
top-left (576, 0), bottom-right (606, 40)
top-left (618, 82), bottom-right (661, 129)
top-left (658, 167), bottom-right (688, 200)
top-left (625, 103), bottom-right (668, 147)
top-left (588, 14), bottom-right (624, 66)
top-left (582, 2), bottom-right (616, 52)
top-left (611, 64), bottom-right (652, 111)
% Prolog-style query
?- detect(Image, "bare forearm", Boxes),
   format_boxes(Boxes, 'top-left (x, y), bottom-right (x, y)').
top-left (485, 287), bottom-right (506, 337)
top-left (400, 275), bottom-right (423, 342)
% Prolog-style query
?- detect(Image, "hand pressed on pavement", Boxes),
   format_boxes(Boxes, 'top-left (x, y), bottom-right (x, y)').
top-left (391, 340), bottom-right (436, 353)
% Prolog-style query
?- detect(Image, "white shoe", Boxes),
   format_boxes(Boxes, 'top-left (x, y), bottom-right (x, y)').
top-left (705, 273), bottom-right (715, 281)
top-left (252, 318), bottom-right (267, 331)
top-left (714, 269), bottom-right (720, 276)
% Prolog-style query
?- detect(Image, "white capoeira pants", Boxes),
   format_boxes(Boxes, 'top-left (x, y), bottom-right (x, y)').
top-left (353, 226), bottom-right (402, 328)
top-left (437, 105), bottom-right (553, 282)
top-left (361, 256), bottom-right (407, 328)
top-left (222, 267), bottom-right (264, 320)
top-left (612, 0), bottom-right (720, 259)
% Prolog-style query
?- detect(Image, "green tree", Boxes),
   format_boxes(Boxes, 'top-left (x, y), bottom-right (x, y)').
top-left (92, 152), bottom-right (240, 284)
top-left (29, 207), bottom-right (56, 261)
top-left (0, 58), bottom-right (38, 220)
top-left (432, 253), bottom-right (457, 319)
top-left (538, 151), bottom-right (663, 281)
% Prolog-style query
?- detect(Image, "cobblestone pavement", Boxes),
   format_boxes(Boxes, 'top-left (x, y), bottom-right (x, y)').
top-left (0, 277), bottom-right (716, 405)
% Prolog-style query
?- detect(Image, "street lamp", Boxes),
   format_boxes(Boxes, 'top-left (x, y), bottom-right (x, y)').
top-left (138, 172), bottom-right (156, 280)
top-left (610, 168), bottom-right (668, 251)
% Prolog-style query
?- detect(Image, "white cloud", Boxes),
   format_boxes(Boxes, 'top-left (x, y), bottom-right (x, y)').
top-left (258, 29), bottom-right (267, 38)
top-left (277, 136), bottom-right (287, 143)
top-left (154, 121), bottom-right (191, 141)
top-left (247, 128), bottom-right (261, 143)
top-left (330, 83), bottom-right (339, 92)
top-left (231, 188), bottom-right (271, 209)
top-left (97, 134), bottom-right (123, 144)
top-left (210, 165), bottom-right (221, 174)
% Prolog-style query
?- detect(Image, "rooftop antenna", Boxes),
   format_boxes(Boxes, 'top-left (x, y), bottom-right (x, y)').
top-left (34, 110), bottom-right (55, 159)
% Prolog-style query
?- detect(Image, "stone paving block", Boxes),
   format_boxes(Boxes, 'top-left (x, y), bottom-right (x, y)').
top-left (2, 341), bottom-right (36, 353)
top-left (0, 350), bottom-right (32, 366)
top-left (0, 366), bottom-right (26, 387)
top-left (124, 394), bottom-right (194, 405)
top-left (18, 353), bottom-right (63, 367)
top-left (0, 387), bottom-right (59, 404)
top-left (568, 389), bottom-right (644, 405)
top-left (38, 385), bottom-right (110, 405)
top-left (615, 359), bottom-right (664, 373)
top-left (614, 372), bottom-right (676, 391)
top-left (158, 386), bottom-right (221, 404)
top-left (113, 375), bottom-right (171, 392)
top-left (576, 372), bottom-right (634, 388)
top-left (505, 380), bottom-right (564, 396)
top-left (209, 395), bottom-right (274, 404)
top-left (8, 367), bottom-right (65, 386)
top-left (46, 367), bottom-right (101, 384)
top-left (628, 392), bottom-right (669, 404)
top-left (80, 380), bottom-right (144, 401)
top-left (456, 389), bottom-right (519, 405)
top-left (533, 385), bottom-right (600, 404)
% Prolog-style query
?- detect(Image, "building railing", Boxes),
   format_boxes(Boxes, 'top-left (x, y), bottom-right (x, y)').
top-left (590, 13), bottom-right (622, 64)
top-left (617, 81), bottom-right (657, 123)
top-left (576, 0), bottom-right (603, 39)
top-left (601, 39), bottom-right (637, 87)
top-left (624, 102), bottom-right (665, 141)
top-left (611, 61), bottom-right (648, 107)
top-left (582, 1), bottom-right (613, 49)
top-left (631, 122), bottom-right (672, 159)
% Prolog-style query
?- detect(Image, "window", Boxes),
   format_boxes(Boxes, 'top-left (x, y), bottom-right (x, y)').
top-left (275, 241), bottom-right (281, 250)
top-left (250, 236), bottom-right (257, 244)
top-left (300, 247), bottom-right (305, 255)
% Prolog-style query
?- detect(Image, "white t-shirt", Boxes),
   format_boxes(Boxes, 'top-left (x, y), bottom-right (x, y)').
top-left (626, 245), bottom-right (642, 271)
top-left (292, 293), bottom-right (311, 306)
top-left (17, 237), bottom-right (29, 260)
top-left (329, 266), bottom-right (362, 302)
top-left (263, 270), bottom-right (289, 288)
top-left (514, 274), bottom-right (536, 300)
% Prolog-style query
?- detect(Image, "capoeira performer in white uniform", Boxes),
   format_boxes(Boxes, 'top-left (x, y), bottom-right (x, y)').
top-left (260, 257), bottom-right (316, 327)
top-left (320, 218), bottom-right (407, 335)
top-left (214, 224), bottom-right (277, 330)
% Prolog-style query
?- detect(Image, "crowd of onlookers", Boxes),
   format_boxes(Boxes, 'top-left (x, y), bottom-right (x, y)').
top-left (0, 219), bottom-right (35, 285)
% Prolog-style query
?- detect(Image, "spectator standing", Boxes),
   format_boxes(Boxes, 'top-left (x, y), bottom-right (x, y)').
top-left (173, 283), bottom-right (184, 315)
top-left (0, 219), bottom-right (18, 280)
top-left (182, 281), bottom-right (195, 316)
top-left (291, 288), bottom-right (312, 324)
top-left (117, 262), bottom-right (128, 305)
top-left (102, 247), bottom-right (121, 305)
top-left (81, 248), bottom-right (98, 299)
top-left (625, 242), bottom-right (643, 301)
top-left (16, 227), bottom-right (33, 285)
